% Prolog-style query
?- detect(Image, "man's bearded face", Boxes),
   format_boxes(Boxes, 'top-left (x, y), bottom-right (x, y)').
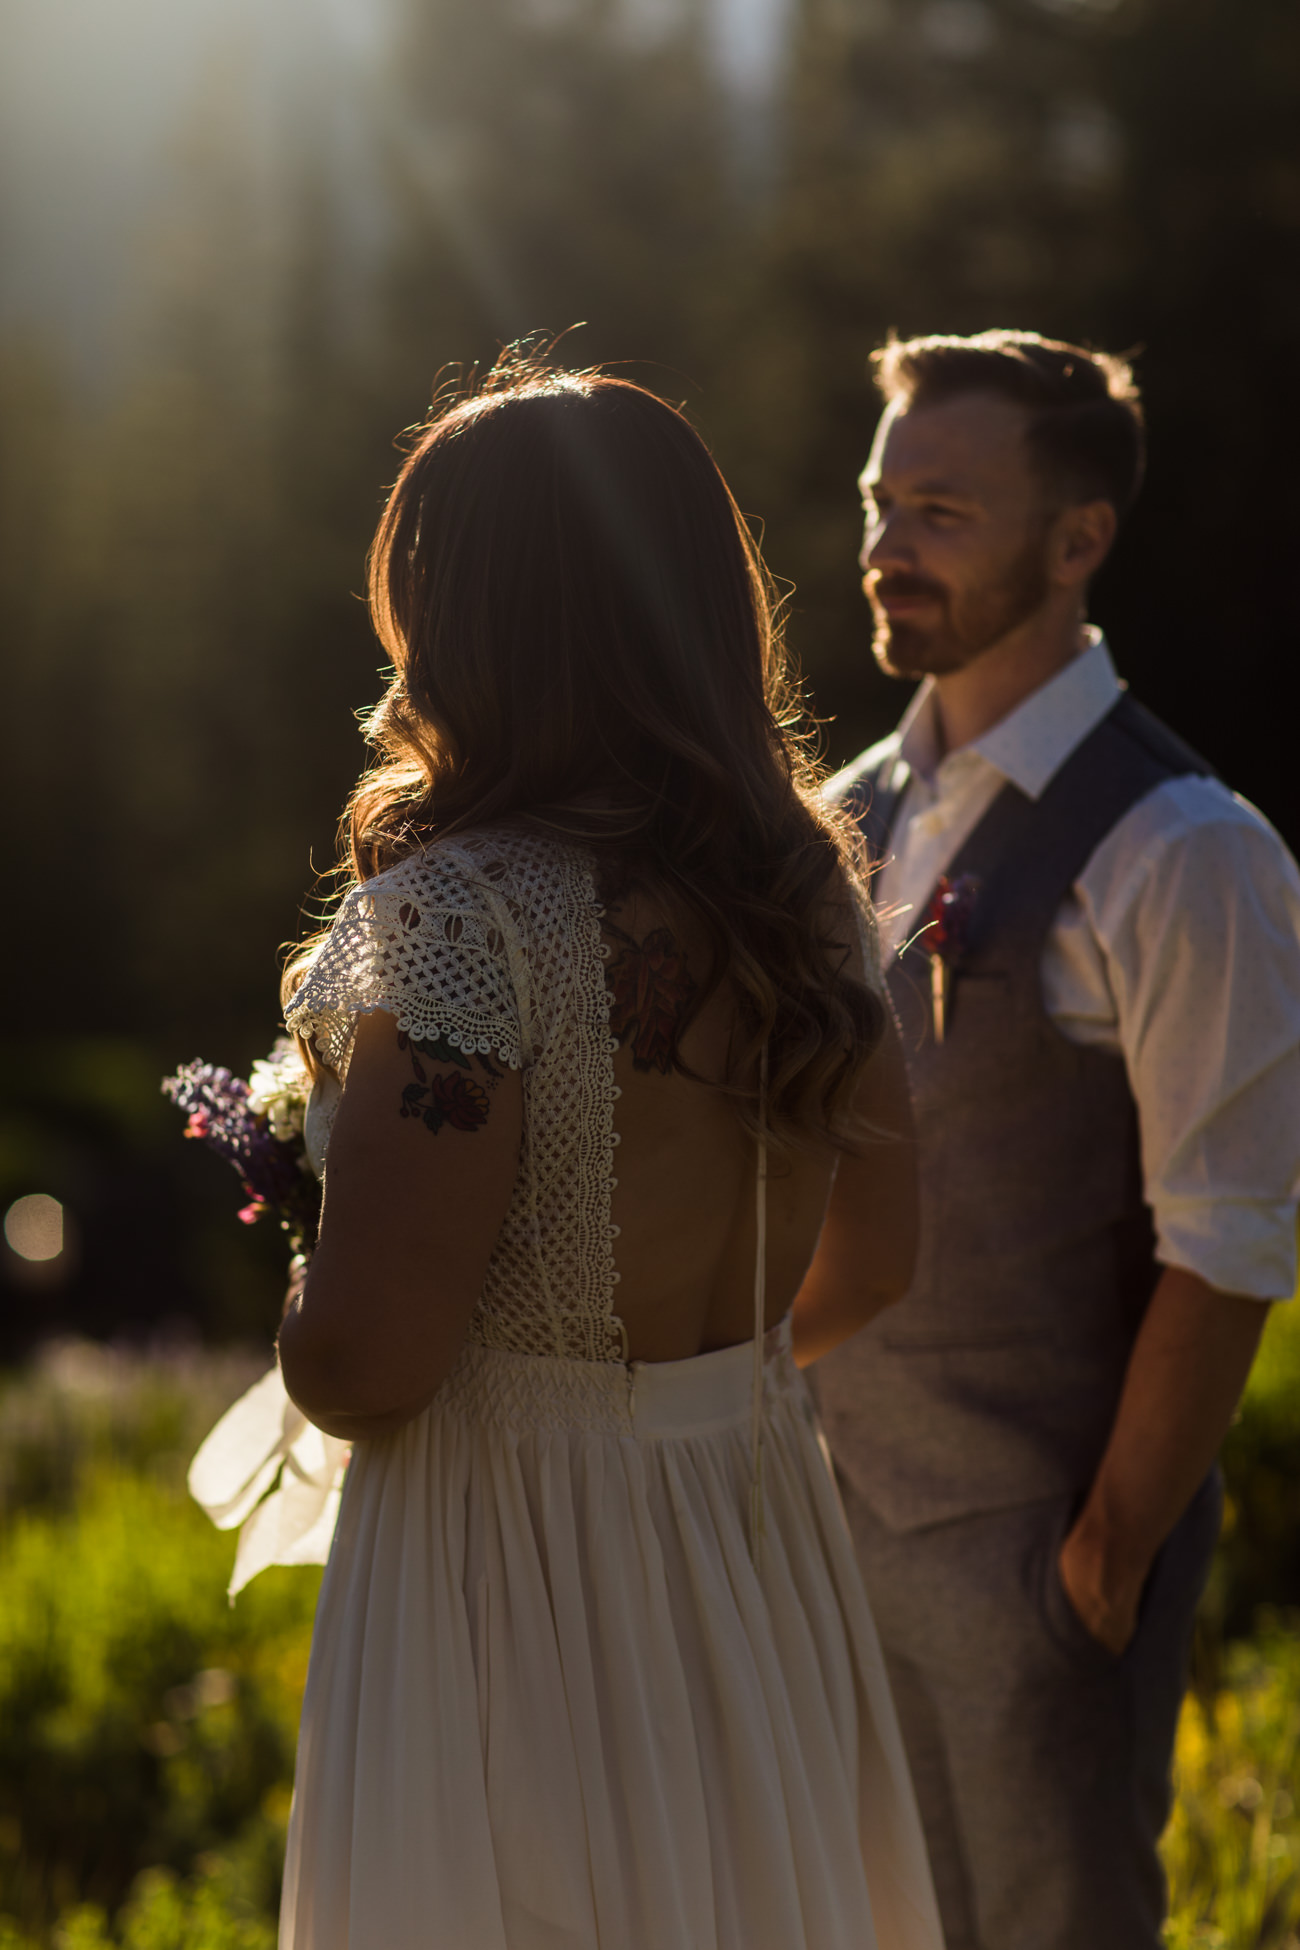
top-left (868, 542), bottom-right (1051, 679)
top-left (859, 394), bottom-right (1053, 681)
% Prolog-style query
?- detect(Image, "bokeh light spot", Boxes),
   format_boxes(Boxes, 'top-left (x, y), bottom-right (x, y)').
top-left (4, 1194), bottom-right (65, 1262)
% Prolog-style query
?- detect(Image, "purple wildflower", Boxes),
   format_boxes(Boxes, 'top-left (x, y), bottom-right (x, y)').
top-left (162, 1060), bottom-right (320, 1253)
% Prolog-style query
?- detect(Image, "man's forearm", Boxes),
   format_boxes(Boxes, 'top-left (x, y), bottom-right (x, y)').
top-left (1060, 1266), bottom-right (1269, 1653)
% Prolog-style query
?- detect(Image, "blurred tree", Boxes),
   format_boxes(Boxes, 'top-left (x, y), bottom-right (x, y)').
top-left (0, 50), bottom-right (382, 1343)
top-left (374, 0), bottom-right (745, 402)
top-left (3, 58), bottom-right (375, 1046)
top-left (1086, 0), bottom-right (1300, 825)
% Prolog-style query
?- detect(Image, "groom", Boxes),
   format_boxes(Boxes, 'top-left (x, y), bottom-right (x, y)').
top-left (816, 331), bottom-right (1300, 1948)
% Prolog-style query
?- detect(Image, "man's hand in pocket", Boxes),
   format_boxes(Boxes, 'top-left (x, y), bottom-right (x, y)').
top-left (1058, 1521), bottom-right (1145, 1657)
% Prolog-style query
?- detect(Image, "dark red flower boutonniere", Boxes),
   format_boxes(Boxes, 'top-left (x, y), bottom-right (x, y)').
top-left (920, 873), bottom-right (981, 1044)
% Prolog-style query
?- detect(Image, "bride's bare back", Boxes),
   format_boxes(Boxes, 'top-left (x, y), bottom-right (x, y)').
top-left (600, 885), bottom-right (839, 1361)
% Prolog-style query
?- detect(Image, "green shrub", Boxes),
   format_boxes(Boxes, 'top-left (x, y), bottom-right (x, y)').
top-left (50, 1864), bottom-right (276, 1950)
top-left (0, 1349), bottom-right (315, 1944)
top-left (1217, 1300), bottom-right (1300, 1642)
top-left (0, 1345), bottom-right (266, 1528)
top-left (1162, 1621), bottom-right (1300, 1948)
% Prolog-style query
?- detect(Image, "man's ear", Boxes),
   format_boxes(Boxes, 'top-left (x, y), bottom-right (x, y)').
top-left (1050, 499), bottom-right (1117, 589)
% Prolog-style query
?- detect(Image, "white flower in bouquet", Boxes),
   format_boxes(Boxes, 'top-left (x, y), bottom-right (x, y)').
top-left (245, 1036), bottom-right (314, 1143)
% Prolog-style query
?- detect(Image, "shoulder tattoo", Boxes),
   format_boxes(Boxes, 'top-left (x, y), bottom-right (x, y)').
top-left (603, 918), bottom-right (696, 1075)
top-left (397, 1029), bottom-right (503, 1136)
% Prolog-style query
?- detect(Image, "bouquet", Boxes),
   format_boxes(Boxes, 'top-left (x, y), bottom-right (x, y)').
top-left (918, 874), bottom-right (980, 1044)
top-left (165, 1040), bottom-right (345, 1598)
top-left (162, 1038), bottom-right (321, 1255)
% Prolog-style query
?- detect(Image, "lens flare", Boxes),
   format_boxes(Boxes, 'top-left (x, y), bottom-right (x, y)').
top-left (4, 1193), bottom-right (65, 1262)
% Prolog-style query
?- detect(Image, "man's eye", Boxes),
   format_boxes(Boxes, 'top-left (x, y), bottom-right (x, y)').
top-left (924, 504), bottom-right (961, 521)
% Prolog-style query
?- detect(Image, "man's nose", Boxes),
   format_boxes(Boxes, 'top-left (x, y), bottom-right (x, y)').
top-left (862, 511), bottom-right (910, 574)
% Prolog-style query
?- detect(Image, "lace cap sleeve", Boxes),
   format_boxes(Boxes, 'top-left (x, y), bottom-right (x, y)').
top-left (285, 848), bottom-right (529, 1078)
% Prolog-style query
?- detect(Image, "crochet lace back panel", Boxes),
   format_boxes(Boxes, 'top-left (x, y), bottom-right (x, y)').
top-left (285, 827), bottom-right (625, 1363)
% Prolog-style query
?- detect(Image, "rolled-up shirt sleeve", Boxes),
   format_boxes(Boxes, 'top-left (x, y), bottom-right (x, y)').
top-left (1077, 777), bottom-right (1300, 1301)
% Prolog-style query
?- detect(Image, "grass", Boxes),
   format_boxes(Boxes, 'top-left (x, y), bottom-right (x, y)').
top-left (1163, 1627), bottom-right (1300, 1949)
top-left (0, 1308), bottom-right (1298, 1947)
top-left (0, 1341), bottom-right (315, 1949)
top-left (1162, 1299), bottom-right (1300, 1948)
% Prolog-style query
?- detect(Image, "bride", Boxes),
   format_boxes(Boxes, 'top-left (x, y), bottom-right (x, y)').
top-left (268, 347), bottom-right (941, 1949)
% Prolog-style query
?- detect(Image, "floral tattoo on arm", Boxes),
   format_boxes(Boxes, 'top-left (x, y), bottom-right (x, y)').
top-left (397, 1030), bottom-right (503, 1135)
top-left (603, 918), bottom-right (697, 1074)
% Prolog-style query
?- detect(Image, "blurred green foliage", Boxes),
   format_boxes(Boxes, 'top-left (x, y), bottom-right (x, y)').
top-left (0, 1306), bottom-right (1296, 1945)
top-left (1215, 1299), bottom-right (1300, 1643)
top-left (1164, 1628), bottom-right (1300, 1950)
top-left (0, 1347), bottom-right (316, 1946)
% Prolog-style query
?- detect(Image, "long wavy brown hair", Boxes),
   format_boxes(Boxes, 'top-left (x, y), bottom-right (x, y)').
top-left (286, 345), bottom-right (884, 1148)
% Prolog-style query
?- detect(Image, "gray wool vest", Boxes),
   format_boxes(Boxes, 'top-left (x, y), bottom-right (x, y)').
top-left (815, 692), bottom-right (1213, 1532)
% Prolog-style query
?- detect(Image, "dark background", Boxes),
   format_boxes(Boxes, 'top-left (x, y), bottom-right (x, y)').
top-left (1, 0), bottom-right (1297, 1351)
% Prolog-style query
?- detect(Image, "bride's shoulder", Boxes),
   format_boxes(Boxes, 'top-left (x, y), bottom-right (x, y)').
top-left (286, 828), bottom-right (544, 1078)
top-left (328, 828), bottom-right (527, 921)
top-left (338, 827), bottom-right (590, 999)
top-left (379, 822), bottom-right (579, 898)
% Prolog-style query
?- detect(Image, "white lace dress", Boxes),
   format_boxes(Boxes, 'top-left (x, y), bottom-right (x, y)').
top-left (249, 827), bottom-right (940, 1950)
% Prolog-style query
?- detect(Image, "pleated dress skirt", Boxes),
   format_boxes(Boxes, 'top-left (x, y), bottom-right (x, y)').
top-left (278, 1318), bottom-right (943, 1950)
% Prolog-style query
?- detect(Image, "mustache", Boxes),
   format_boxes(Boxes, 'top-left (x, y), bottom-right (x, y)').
top-left (870, 573), bottom-right (948, 603)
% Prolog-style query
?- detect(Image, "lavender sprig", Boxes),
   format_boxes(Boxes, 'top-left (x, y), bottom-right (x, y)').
top-left (162, 1059), bottom-right (320, 1254)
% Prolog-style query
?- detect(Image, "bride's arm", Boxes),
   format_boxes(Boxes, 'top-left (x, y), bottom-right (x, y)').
top-left (790, 1012), bottom-right (918, 1368)
top-left (278, 1009), bottom-right (523, 1439)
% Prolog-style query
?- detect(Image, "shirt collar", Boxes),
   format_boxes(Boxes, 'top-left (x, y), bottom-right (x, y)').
top-left (896, 630), bottom-right (1123, 803)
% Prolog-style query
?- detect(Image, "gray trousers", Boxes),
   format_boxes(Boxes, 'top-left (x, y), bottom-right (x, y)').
top-left (841, 1471), bottom-right (1222, 1950)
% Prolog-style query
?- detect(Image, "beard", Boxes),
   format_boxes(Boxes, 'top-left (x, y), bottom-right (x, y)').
top-left (869, 537), bottom-right (1051, 680)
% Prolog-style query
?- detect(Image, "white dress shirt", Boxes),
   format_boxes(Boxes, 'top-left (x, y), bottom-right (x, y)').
top-left (830, 634), bottom-right (1300, 1303)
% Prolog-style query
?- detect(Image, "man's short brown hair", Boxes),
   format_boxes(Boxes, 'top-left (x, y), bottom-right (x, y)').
top-left (872, 330), bottom-right (1146, 517)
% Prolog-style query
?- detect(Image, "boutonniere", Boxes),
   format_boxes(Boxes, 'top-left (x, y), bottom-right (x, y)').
top-left (920, 873), bottom-right (981, 1044)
